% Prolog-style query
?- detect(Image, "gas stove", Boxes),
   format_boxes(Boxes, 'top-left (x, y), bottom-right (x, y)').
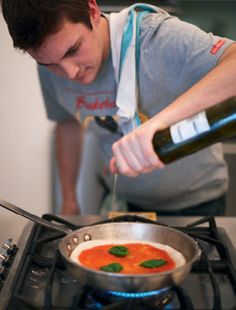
top-left (0, 215), bottom-right (236, 309)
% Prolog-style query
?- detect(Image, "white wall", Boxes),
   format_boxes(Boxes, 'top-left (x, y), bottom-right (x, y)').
top-left (0, 15), bottom-right (54, 215)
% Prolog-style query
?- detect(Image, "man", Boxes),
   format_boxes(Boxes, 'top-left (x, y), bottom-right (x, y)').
top-left (2, 0), bottom-right (236, 215)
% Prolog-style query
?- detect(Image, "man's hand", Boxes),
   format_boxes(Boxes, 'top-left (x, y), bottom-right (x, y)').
top-left (60, 200), bottom-right (80, 215)
top-left (110, 118), bottom-right (165, 177)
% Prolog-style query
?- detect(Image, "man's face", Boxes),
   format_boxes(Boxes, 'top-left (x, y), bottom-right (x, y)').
top-left (28, 17), bottom-right (109, 84)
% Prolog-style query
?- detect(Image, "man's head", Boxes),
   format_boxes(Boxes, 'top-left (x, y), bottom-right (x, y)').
top-left (1, 0), bottom-right (92, 50)
top-left (1, 0), bottom-right (110, 84)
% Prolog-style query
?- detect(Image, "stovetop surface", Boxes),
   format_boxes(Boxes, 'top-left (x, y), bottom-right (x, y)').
top-left (0, 215), bottom-right (236, 310)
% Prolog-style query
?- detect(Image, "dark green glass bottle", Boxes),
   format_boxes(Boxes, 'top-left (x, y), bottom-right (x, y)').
top-left (152, 97), bottom-right (236, 164)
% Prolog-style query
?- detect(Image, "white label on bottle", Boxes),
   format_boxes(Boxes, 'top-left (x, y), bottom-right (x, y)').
top-left (170, 111), bottom-right (210, 144)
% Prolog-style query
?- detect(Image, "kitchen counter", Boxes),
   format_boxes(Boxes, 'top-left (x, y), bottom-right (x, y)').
top-left (0, 211), bottom-right (236, 247)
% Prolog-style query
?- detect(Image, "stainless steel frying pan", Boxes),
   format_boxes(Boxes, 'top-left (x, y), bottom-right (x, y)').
top-left (0, 198), bottom-right (201, 292)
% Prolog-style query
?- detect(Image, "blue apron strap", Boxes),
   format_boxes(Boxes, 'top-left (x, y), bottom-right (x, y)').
top-left (119, 5), bottom-right (156, 127)
top-left (119, 9), bottom-right (135, 81)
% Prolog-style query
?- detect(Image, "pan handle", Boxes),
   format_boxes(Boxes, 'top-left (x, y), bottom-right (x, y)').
top-left (0, 198), bottom-right (71, 235)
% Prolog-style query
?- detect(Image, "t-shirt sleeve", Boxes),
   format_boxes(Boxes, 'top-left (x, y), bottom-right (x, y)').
top-left (143, 14), bottom-right (235, 93)
top-left (37, 65), bottom-right (74, 121)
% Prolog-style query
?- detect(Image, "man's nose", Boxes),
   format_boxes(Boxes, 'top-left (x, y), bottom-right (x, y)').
top-left (61, 60), bottom-right (80, 80)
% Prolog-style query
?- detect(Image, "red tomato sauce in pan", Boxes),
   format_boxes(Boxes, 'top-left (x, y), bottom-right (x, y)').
top-left (78, 243), bottom-right (176, 274)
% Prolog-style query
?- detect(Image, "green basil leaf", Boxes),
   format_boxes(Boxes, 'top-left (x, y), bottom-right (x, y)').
top-left (109, 246), bottom-right (129, 257)
top-left (100, 263), bottom-right (123, 273)
top-left (139, 259), bottom-right (167, 268)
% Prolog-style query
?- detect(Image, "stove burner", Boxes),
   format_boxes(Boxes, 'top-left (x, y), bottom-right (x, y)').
top-left (88, 287), bottom-right (175, 309)
top-left (108, 287), bottom-right (170, 299)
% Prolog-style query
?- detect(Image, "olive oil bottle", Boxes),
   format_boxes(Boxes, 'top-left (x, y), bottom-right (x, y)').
top-left (152, 97), bottom-right (236, 164)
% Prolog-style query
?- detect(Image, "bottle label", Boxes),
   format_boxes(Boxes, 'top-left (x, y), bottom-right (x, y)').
top-left (170, 111), bottom-right (210, 144)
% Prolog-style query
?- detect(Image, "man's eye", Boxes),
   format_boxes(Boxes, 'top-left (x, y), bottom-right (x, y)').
top-left (68, 49), bottom-right (77, 56)
top-left (68, 43), bottom-right (81, 56)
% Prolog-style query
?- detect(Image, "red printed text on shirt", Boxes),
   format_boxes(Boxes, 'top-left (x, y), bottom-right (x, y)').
top-left (210, 39), bottom-right (226, 55)
top-left (76, 96), bottom-right (116, 110)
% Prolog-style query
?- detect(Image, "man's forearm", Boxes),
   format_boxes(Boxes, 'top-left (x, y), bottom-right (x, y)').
top-left (55, 118), bottom-right (84, 214)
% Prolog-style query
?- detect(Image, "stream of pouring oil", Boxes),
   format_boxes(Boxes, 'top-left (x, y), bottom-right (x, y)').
top-left (111, 173), bottom-right (118, 211)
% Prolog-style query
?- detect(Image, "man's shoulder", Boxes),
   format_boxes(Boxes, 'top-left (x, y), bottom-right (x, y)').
top-left (140, 11), bottom-right (176, 31)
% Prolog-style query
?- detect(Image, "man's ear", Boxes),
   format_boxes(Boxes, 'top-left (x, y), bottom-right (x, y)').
top-left (88, 0), bottom-right (101, 26)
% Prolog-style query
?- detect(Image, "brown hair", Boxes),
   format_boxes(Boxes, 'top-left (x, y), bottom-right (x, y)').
top-left (1, 0), bottom-right (92, 50)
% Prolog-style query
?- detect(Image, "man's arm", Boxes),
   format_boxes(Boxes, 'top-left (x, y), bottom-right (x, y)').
top-left (55, 118), bottom-right (84, 215)
top-left (110, 42), bottom-right (236, 177)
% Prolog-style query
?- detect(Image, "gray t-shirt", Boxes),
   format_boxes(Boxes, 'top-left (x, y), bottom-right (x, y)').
top-left (38, 11), bottom-right (233, 211)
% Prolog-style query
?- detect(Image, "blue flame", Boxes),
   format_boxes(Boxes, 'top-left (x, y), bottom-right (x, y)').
top-left (108, 287), bottom-right (169, 299)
